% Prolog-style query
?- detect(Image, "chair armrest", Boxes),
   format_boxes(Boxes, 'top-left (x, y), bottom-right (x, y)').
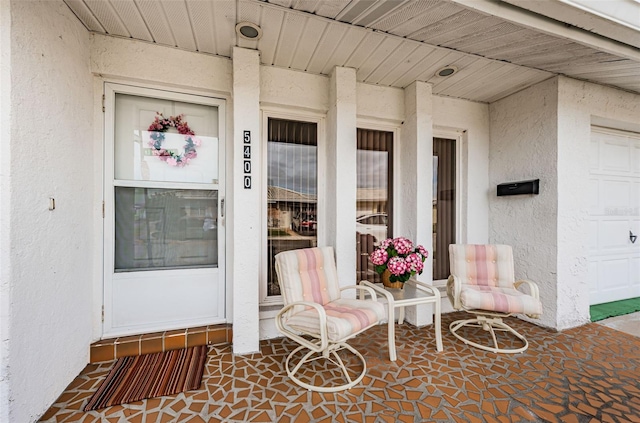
top-left (514, 279), bottom-right (540, 301)
top-left (446, 275), bottom-right (462, 310)
top-left (514, 279), bottom-right (541, 319)
top-left (342, 284), bottom-right (378, 302)
top-left (276, 301), bottom-right (328, 351)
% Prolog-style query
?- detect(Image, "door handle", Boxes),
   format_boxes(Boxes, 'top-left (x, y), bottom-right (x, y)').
top-left (631, 231), bottom-right (637, 244)
top-left (221, 198), bottom-right (225, 218)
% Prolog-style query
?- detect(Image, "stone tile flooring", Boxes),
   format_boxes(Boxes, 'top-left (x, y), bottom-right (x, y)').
top-left (40, 312), bottom-right (640, 422)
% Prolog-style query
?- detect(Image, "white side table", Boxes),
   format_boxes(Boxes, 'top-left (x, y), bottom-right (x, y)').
top-left (360, 278), bottom-right (444, 361)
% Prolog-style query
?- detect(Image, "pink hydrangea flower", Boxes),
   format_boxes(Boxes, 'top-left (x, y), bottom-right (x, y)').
top-left (378, 238), bottom-right (393, 249)
top-left (414, 260), bottom-right (424, 273)
top-left (387, 257), bottom-right (408, 276)
top-left (417, 245), bottom-right (428, 258)
top-left (369, 248), bottom-right (389, 266)
top-left (393, 237), bottom-right (414, 255)
top-left (405, 253), bottom-right (426, 273)
top-left (166, 158), bottom-right (178, 166)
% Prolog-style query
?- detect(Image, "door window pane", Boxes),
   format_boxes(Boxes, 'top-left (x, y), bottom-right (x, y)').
top-left (115, 187), bottom-right (218, 271)
top-left (433, 138), bottom-right (456, 280)
top-left (356, 128), bottom-right (393, 283)
top-left (114, 94), bottom-right (219, 184)
top-left (266, 118), bottom-right (318, 297)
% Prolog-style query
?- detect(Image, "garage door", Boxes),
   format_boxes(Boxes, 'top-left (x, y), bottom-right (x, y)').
top-left (588, 127), bottom-right (640, 305)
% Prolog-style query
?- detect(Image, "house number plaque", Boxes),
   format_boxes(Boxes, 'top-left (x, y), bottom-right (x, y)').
top-left (243, 131), bottom-right (251, 189)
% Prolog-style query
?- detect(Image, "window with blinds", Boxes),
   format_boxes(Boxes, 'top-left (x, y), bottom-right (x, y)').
top-left (266, 118), bottom-right (318, 297)
top-left (433, 137), bottom-right (456, 281)
top-left (356, 128), bottom-right (393, 284)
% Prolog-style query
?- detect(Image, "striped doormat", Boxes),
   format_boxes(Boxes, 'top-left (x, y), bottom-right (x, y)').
top-left (84, 345), bottom-right (207, 411)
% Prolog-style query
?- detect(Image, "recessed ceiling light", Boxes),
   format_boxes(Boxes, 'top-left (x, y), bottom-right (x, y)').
top-left (436, 66), bottom-right (458, 77)
top-left (235, 22), bottom-right (262, 40)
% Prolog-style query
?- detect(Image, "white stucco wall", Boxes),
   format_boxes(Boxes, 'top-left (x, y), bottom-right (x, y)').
top-left (231, 47), bottom-right (261, 354)
top-left (555, 76), bottom-right (640, 329)
top-left (357, 82), bottom-right (405, 123)
top-left (0, 2), bottom-right (11, 421)
top-left (261, 66), bottom-right (329, 112)
top-left (327, 67), bottom-right (358, 286)
top-left (91, 35), bottom-right (232, 96)
top-left (1, 1), bottom-right (93, 421)
top-left (489, 77), bottom-right (560, 329)
top-left (490, 75), bottom-right (640, 331)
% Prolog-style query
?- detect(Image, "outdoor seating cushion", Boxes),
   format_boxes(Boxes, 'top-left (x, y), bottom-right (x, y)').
top-left (276, 247), bottom-right (342, 317)
top-left (285, 298), bottom-right (385, 342)
top-left (449, 244), bottom-right (515, 289)
top-left (460, 285), bottom-right (542, 315)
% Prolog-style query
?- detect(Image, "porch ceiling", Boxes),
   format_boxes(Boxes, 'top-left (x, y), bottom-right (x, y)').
top-left (63, 0), bottom-right (640, 103)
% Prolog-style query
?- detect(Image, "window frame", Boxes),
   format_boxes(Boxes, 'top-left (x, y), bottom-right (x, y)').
top-left (259, 108), bottom-right (326, 305)
top-left (356, 120), bottom-right (400, 241)
top-left (432, 128), bottom-right (463, 287)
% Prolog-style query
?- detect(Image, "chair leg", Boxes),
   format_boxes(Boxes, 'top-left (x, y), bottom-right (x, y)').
top-left (449, 316), bottom-right (529, 353)
top-left (284, 342), bottom-right (367, 392)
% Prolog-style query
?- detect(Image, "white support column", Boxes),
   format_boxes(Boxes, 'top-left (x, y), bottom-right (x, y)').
top-left (326, 67), bottom-right (357, 287)
top-left (231, 47), bottom-right (260, 354)
top-left (401, 81), bottom-right (434, 326)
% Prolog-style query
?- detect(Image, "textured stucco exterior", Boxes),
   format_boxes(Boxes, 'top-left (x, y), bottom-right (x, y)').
top-left (0, 2), bottom-right (11, 421)
top-left (327, 67), bottom-right (359, 286)
top-left (90, 34), bottom-right (232, 96)
top-left (490, 78), bottom-right (560, 329)
top-left (231, 47), bottom-right (261, 354)
top-left (0, 1), bottom-right (93, 421)
top-left (490, 76), bottom-right (640, 330)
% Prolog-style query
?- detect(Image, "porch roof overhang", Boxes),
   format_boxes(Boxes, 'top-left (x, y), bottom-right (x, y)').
top-left (64, 0), bottom-right (640, 103)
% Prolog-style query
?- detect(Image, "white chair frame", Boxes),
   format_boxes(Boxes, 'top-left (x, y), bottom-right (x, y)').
top-left (448, 272), bottom-right (541, 354)
top-left (275, 284), bottom-right (381, 392)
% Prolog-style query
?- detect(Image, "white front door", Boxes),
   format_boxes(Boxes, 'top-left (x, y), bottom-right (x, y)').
top-left (103, 84), bottom-right (226, 337)
top-left (588, 127), bottom-right (640, 305)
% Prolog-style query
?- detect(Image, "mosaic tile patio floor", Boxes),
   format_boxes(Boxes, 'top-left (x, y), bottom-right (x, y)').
top-left (40, 312), bottom-right (640, 422)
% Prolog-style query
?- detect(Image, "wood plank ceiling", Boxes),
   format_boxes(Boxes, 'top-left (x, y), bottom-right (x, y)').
top-left (63, 0), bottom-right (640, 103)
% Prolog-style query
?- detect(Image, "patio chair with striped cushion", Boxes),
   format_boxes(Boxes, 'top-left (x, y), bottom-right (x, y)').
top-left (447, 244), bottom-right (543, 353)
top-left (274, 246), bottom-right (385, 392)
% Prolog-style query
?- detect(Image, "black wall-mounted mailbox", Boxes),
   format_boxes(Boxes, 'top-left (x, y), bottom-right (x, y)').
top-left (497, 179), bottom-right (539, 196)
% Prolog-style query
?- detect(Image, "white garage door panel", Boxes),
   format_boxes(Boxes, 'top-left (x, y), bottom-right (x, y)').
top-left (602, 180), bottom-right (631, 208)
top-left (632, 257), bottom-right (640, 284)
top-left (600, 220), bottom-right (632, 250)
top-left (589, 220), bottom-right (598, 252)
top-left (602, 140), bottom-right (630, 172)
top-left (589, 262), bottom-right (598, 294)
top-left (589, 179), bottom-right (599, 211)
top-left (589, 127), bottom-right (640, 305)
top-left (599, 259), bottom-right (629, 288)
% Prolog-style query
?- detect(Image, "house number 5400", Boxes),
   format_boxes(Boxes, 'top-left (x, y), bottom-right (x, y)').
top-left (243, 131), bottom-right (251, 189)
